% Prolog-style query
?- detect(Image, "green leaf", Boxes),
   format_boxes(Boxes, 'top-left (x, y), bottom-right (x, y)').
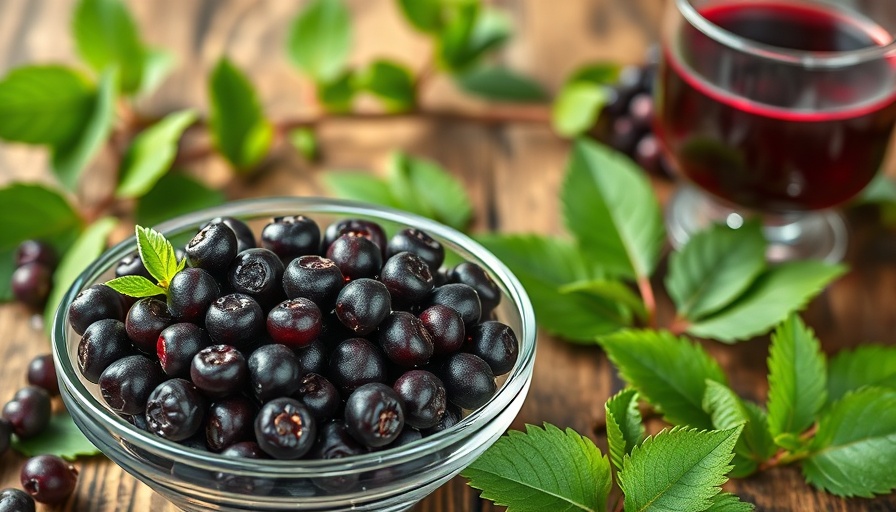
top-left (559, 279), bottom-right (646, 321)
top-left (827, 345), bottom-right (896, 403)
top-left (618, 425), bottom-right (741, 512)
top-left (565, 62), bottom-right (621, 86)
top-left (116, 110), bottom-right (196, 198)
top-left (552, 83), bottom-right (608, 137)
top-left (702, 381), bottom-right (775, 476)
top-left (396, 0), bottom-right (443, 33)
top-left (136, 225), bottom-right (179, 286)
top-left (562, 139), bottom-right (664, 280)
top-left (604, 389), bottom-right (644, 471)
top-left (104, 275), bottom-right (166, 298)
top-left (0, 249), bottom-right (14, 301)
top-left (803, 387), bottom-right (896, 497)
top-left (322, 172), bottom-right (398, 208)
top-left (356, 60), bottom-right (416, 112)
top-left (438, 6), bottom-right (511, 72)
top-left (12, 410), bottom-right (99, 460)
top-left (666, 222), bottom-right (766, 321)
top-left (289, 128), bottom-right (318, 161)
top-left (703, 493), bottom-right (755, 512)
top-left (317, 71), bottom-right (357, 112)
top-left (455, 67), bottom-right (547, 103)
top-left (388, 152), bottom-right (474, 230)
top-left (137, 48), bottom-right (174, 97)
top-left (766, 315), bottom-right (827, 440)
top-left (0, 65), bottom-right (94, 146)
top-left (598, 330), bottom-right (726, 428)
top-left (287, 0), bottom-right (352, 83)
top-left (0, 184), bottom-right (81, 250)
top-left (51, 67), bottom-right (119, 190)
top-left (135, 172), bottom-right (225, 227)
top-left (462, 424), bottom-right (611, 512)
top-left (209, 57), bottom-right (273, 171)
top-left (856, 173), bottom-right (896, 205)
top-left (686, 262), bottom-right (846, 343)
top-left (72, 0), bottom-right (146, 93)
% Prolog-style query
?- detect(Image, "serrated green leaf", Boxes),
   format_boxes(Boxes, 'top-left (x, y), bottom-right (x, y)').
top-left (686, 262), bottom-right (846, 342)
top-left (766, 315), bottom-right (827, 440)
top-left (702, 381), bottom-right (775, 476)
top-left (605, 389), bottom-right (644, 471)
top-left (703, 493), bottom-right (755, 512)
top-left (137, 48), bottom-right (174, 97)
top-left (289, 128), bottom-right (318, 161)
top-left (618, 425), bottom-right (741, 512)
top-left (287, 0), bottom-right (352, 83)
top-left (135, 172), bottom-right (225, 227)
top-left (208, 58), bottom-right (272, 171)
top-left (773, 433), bottom-right (803, 452)
top-left (72, 0), bottom-right (146, 93)
top-left (104, 275), bottom-right (166, 298)
top-left (136, 225), bottom-right (178, 286)
top-left (0, 184), bottom-right (81, 251)
top-left (322, 172), bottom-right (398, 208)
top-left (666, 222), bottom-right (766, 320)
top-left (356, 60), bottom-right (415, 112)
top-left (12, 409), bottom-right (99, 460)
top-left (552, 83), bottom-right (608, 137)
top-left (116, 110), bottom-right (196, 198)
top-left (562, 139), bottom-right (664, 280)
top-left (803, 387), bottom-right (896, 497)
top-left (598, 330), bottom-right (726, 428)
top-left (396, 0), bottom-right (443, 33)
top-left (0, 65), bottom-right (94, 146)
top-left (438, 6), bottom-right (511, 72)
top-left (51, 67), bottom-right (119, 190)
top-left (565, 62), bottom-right (621, 86)
top-left (318, 71), bottom-right (357, 113)
top-left (455, 67), bottom-right (547, 103)
top-left (559, 279), bottom-right (646, 321)
top-left (827, 345), bottom-right (896, 403)
top-left (462, 424), bottom-right (611, 512)
top-left (388, 152), bottom-right (474, 230)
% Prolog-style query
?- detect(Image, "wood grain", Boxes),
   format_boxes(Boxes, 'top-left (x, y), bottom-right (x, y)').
top-left (1, 0), bottom-right (895, 510)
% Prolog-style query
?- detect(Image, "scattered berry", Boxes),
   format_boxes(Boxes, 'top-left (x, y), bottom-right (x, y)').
top-left (11, 263), bottom-right (52, 309)
top-left (20, 455), bottom-right (78, 504)
top-left (0, 419), bottom-right (10, 456)
top-left (0, 488), bottom-right (35, 512)
top-left (26, 354), bottom-right (59, 396)
top-left (2, 387), bottom-right (52, 439)
top-left (15, 240), bottom-right (56, 267)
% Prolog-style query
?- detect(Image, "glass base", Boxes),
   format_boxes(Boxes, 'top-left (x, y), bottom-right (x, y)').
top-left (667, 186), bottom-right (847, 263)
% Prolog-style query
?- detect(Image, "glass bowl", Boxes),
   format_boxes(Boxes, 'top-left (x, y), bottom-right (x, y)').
top-left (51, 197), bottom-right (536, 512)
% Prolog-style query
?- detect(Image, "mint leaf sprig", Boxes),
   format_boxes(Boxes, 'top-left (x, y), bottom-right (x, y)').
top-left (104, 225), bottom-right (184, 298)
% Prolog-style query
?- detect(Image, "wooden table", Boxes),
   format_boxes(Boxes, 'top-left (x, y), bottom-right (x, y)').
top-left (1, 0), bottom-right (895, 510)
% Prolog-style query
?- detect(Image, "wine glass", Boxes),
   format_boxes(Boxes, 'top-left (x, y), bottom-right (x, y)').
top-left (655, 0), bottom-right (896, 262)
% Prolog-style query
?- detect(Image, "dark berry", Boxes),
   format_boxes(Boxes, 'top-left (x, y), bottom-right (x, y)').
top-left (384, 427), bottom-right (423, 449)
top-left (2, 387), bottom-right (51, 439)
top-left (282, 255), bottom-right (344, 310)
top-left (0, 488), bottom-right (35, 512)
top-left (261, 215), bottom-right (321, 263)
top-left (12, 263), bottom-right (52, 309)
top-left (322, 218), bottom-right (387, 256)
top-left (254, 397), bottom-right (316, 459)
top-left (266, 298), bottom-right (322, 348)
top-left (178, 433), bottom-right (209, 452)
top-left (344, 383), bottom-right (405, 448)
top-left (428, 283), bottom-right (481, 327)
top-left (379, 252), bottom-right (434, 304)
top-left (326, 234), bottom-right (383, 280)
top-left (0, 419), bottom-right (10, 456)
top-left (78, 319), bottom-right (133, 383)
top-left (157, 323), bottom-right (210, 377)
top-left (393, 370), bottom-right (446, 429)
top-left (167, 267), bottom-right (220, 322)
top-left (145, 378), bottom-right (206, 441)
top-left (26, 354), bottom-right (58, 396)
top-left (99, 355), bottom-right (165, 415)
top-left (635, 134), bottom-right (663, 174)
top-left (386, 228), bottom-right (444, 272)
top-left (247, 344), bottom-right (302, 403)
top-left (448, 262), bottom-right (501, 316)
top-left (205, 294), bottom-right (264, 348)
top-left (126, 297), bottom-right (174, 353)
top-left (206, 396), bottom-right (256, 452)
top-left (228, 248), bottom-right (285, 307)
top-left (20, 455), bottom-right (78, 504)
top-left (309, 421), bottom-right (365, 492)
top-left (377, 312), bottom-right (434, 367)
top-left (439, 353), bottom-right (496, 410)
top-left (328, 338), bottom-right (387, 394)
top-left (115, 252), bottom-right (153, 280)
top-left (418, 305), bottom-right (465, 355)
top-left (16, 240), bottom-right (56, 268)
top-left (294, 373), bottom-right (340, 421)
top-left (295, 339), bottom-right (328, 376)
top-left (122, 413), bottom-right (149, 431)
top-left (68, 284), bottom-right (125, 335)
top-left (610, 116), bottom-right (645, 155)
top-left (421, 404), bottom-right (461, 436)
top-left (190, 345), bottom-right (247, 398)
top-left (205, 216), bottom-right (257, 253)
top-left (467, 321), bottom-right (519, 375)
top-left (185, 223), bottom-right (238, 275)
top-left (214, 442), bottom-right (273, 495)
top-left (334, 278), bottom-right (391, 335)
top-left (628, 92), bottom-right (654, 129)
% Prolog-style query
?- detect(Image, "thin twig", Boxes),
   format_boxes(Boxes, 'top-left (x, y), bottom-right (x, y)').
top-left (637, 276), bottom-right (657, 329)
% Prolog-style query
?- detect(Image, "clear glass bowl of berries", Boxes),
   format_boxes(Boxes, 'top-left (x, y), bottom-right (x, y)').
top-left (51, 197), bottom-right (536, 512)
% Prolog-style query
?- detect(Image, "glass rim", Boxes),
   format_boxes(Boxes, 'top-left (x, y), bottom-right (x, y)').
top-left (675, 0), bottom-right (896, 68)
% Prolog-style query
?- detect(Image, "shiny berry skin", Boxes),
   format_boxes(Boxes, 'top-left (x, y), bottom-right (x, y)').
top-left (214, 442), bottom-right (273, 495)
top-left (145, 378), bottom-right (206, 441)
top-left (261, 215), bottom-right (321, 263)
top-left (385, 427), bottom-right (423, 449)
top-left (266, 298), bottom-right (322, 348)
top-left (126, 297), bottom-right (174, 353)
top-left (309, 421), bottom-right (365, 492)
top-left (254, 398), bottom-right (317, 459)
top-left (326, 234), bottom-right (383, 281)
top-left (20, 455), bottom-right (78, 504)
top-left (295, 373), bottom-right (340, 421)
top-left (393, 370), bottom-right (446, 429)
top-left (635, 134), bottom-right (663, 174)
top-left (205, 293), bottom-right (264, 348)
top-left (282, 255), bottom-right (344, 309)
top-left (16, 240), bottom-right (56, 267)
top-left (377, 312), bottom-right (434, 367)
top-left (190, 345), bottom-right (247, 398)
top-left (610, 116), bottom-right (645, 155)
top-left (2, 387), bottom-right (51, 439)
top-left (439, 353), bottom-right (496, 410)
top-left (228, 248), bottom-right (285, 307)
top-left (386, 228), bottom-right (444, 271)
top-left (26, 354), bottom-right (59, 396)
top-left (344, 383), bottom-right (405, 448)
top-left (99, 355), bottom-right (165, 415)
top-left (421, 404), bottom-right (461, 436)
top-left (248, 344), bottom-right (302, 403)
top-left (418, 305), bottom-right (465, 355)
top-left (296, 339), bottom-right (328, 376)
top-left (78, 319), bottom-right (133, 383)
top-left (68, 284), bottom-right (125, 335)
top-left (322, 219), bottom-right (387, 257)
top-left (379, 252), bottom-right (434, 304)
top-left (157, 323), bottom-right (210, 377)
top-left (185, 222), bottom-right (238, 275)
top-left (628, 92), bottom-right (654, 129)
top-left (206, 396), bottom-right (256, 452)
top-left (0, 488), bottom-right (35, 512)
top-left (205, 216), bottom-right (257, 253)
top-left (0, 419), bottom-right (10, 456)
top-left (428, 283), bottom-right (481, 327)
top-left (328, 338), bottom-right (387, 394)
top-left (448, 262), bottom-right (500, 316)
top-left (12, 263), bottom-right (52, 309)
top-left (468, 321), bottom-right (519, 375)
top-left (335, 278), bottom-right (391, 335)
top-left (167, 267), bottom-right (219, 322)
top-left (115, 252), bottom-right (153, 280)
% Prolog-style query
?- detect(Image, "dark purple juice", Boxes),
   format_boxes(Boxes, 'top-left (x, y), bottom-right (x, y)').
top-left (656, 1), bottom-right (896, 211)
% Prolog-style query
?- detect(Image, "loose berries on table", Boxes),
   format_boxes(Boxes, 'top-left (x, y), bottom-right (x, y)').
top-left (11, 263), bottom-right (52, 309)
top-left (0, 419), bottom-right (11, 456)
top-left (16, 240), bottom-right (57, 268)
top-left (26, 354), bottom-right (59, 396)
top-left (0, 488), bottom-right (35, 512)
top-left (20, 455), bottom-right (78, 504)
top-left (2, 387), bottom-right (52, 439)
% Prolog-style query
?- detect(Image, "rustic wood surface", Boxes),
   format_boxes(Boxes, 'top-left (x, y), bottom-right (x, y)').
top-left (1, 0), bottom-right (895, 510)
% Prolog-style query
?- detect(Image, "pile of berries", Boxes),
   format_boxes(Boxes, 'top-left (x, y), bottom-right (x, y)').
top-left (70, 215), bottom-right (518, 470)
top-left (10, 240), bottom-right (57, 311)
